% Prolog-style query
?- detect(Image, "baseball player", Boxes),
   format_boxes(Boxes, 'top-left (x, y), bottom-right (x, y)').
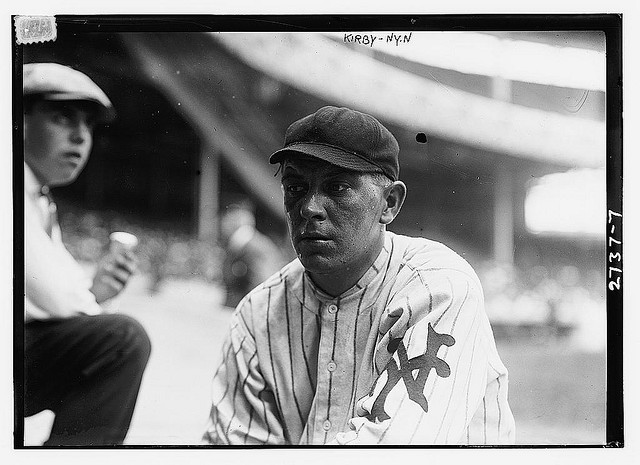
top-left (203, 106), bottom-right (515, 445)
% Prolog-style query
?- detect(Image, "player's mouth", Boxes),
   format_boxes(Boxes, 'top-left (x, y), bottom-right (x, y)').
top-left (300, 230), bottom-right (330, 239)
top-left (62, 151), bottom-right (83, 165)
top-left (298, 232), bottom-right (332, 245)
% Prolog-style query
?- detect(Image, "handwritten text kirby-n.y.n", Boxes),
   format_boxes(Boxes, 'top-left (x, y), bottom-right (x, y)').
top-left (343, 32), bottom-right (413, 48)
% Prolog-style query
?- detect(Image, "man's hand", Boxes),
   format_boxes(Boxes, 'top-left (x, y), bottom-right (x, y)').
top-left (90, 251), bottom-right (138, 304)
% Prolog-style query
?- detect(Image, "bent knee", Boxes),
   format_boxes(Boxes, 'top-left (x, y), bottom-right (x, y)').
top-left (100, 314), bottom-right (152, 364)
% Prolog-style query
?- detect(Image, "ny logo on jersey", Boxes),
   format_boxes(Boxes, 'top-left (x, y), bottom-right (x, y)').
top-left (366, 323), bottom-right (455, 422)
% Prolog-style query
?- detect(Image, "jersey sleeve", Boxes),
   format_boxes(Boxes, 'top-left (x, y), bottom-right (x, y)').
top-left (334, 268), bottom-right (490, 445)
top-left (203, 306), bottom-right (286, 445)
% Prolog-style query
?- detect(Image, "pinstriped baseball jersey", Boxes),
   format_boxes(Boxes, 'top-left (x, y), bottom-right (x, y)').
top-left (204, 231), bottom-right (515, 445)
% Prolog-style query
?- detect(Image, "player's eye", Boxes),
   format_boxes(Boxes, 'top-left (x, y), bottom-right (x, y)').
top-left (50, 110), bottom-right (73, 126)
top-left (84, 118), bottom-right (97, 131)
top-left (82, 113), bottom-right (97, 130)
top-left (327, 182), bottom-right (350, 193)
top-left (283, 183), bottom-right (306, 196)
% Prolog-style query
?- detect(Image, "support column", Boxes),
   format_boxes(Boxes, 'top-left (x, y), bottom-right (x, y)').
top-left (491, 75), bottom-right (515, 265)
top-left (493, 163), bottom-right (515, 265)
top-left (197, 145), bottom-right (220, 242)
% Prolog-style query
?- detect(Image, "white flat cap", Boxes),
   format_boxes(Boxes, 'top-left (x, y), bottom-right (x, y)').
top-left (23, 62), bottom-right (115, 122)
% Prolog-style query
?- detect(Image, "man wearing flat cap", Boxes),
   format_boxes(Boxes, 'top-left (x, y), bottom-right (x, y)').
top-left (204, 106), bottom-right (515, 445)
top-left (23, 63), bottom-right (150, 445)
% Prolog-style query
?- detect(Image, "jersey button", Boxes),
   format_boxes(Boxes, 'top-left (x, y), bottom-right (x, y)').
top-left (328, 304), bottom-right (338, 314)
top-left (322, 419), bottom-right (332, 431)
top-left (327, 361), bottom-right (337, 372)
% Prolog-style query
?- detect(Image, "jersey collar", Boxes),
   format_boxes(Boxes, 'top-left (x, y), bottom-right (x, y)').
top-left (293, 232), bottom-right (395, 314)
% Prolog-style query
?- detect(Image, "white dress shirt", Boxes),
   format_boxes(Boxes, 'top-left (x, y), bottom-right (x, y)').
top-left (24, 163), bottom-right (102, 321)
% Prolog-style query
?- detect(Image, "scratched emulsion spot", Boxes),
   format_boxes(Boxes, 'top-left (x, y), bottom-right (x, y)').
top-left (563, 89), bottom-right (590, 114)
top-left (415, 133), bottom-right (427, 144)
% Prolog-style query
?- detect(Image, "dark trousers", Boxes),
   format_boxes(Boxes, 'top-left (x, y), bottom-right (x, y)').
top-left (24, 313), bottom-right (151, 446)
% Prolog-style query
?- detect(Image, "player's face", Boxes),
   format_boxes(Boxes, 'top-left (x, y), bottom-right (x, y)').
top-left (24, 100), bottom-right (95, 187)
top-left (281, 156), bottom-right (388, 281)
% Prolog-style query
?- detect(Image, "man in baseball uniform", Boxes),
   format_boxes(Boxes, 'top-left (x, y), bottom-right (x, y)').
top-left (204, 106), bottom-right (515, 445)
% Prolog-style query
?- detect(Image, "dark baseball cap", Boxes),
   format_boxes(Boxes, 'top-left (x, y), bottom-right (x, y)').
top-left (270, 106), bottom-right (400, 181)
top-left (23, 62), bottom-right (115, 122)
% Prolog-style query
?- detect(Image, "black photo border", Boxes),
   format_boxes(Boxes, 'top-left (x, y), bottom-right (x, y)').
top-left (12, 13), bottom-right (623, 449)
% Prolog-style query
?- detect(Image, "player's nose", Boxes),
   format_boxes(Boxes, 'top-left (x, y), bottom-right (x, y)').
top-left (68, 115), bottom-right (93, 146)
top-left (299, 191), bottom-right (327, 221)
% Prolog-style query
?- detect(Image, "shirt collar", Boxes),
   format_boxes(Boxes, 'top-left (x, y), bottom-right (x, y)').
top-left (293, 232), bottom-right (394, 312)
top-left (24, 163), bottom-right (44, 198)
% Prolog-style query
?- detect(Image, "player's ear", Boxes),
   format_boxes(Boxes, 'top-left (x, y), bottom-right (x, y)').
top-left (380, 181), bottom-right (406, 225)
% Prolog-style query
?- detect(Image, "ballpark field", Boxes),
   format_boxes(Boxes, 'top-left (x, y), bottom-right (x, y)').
top-left (24, 274), bottom-right (606, 446)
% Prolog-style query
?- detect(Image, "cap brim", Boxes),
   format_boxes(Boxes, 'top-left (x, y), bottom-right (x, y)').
top-left (35, 92), bottom-right (116, 123)
top-left (270, 142), bottom-right (383, 174)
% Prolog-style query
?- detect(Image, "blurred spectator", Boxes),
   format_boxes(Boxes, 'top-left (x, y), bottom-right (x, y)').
top-left (145, 235), bottom-right (169, 294)
top-left (219, 201), bottom-right (286, 308)
top-left (479, 258), bottom-right (605, 350)
top-left (23, 63), bottom-right (150, 445)
top-left (57, 205), bottom-right (224, 294)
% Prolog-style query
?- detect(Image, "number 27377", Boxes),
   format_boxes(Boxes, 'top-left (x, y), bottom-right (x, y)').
top-left (608, 210), bottom-right (622, 291)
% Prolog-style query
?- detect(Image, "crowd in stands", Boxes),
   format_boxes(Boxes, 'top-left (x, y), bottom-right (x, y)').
top-left (57, 204), bottom-right (606, 351)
